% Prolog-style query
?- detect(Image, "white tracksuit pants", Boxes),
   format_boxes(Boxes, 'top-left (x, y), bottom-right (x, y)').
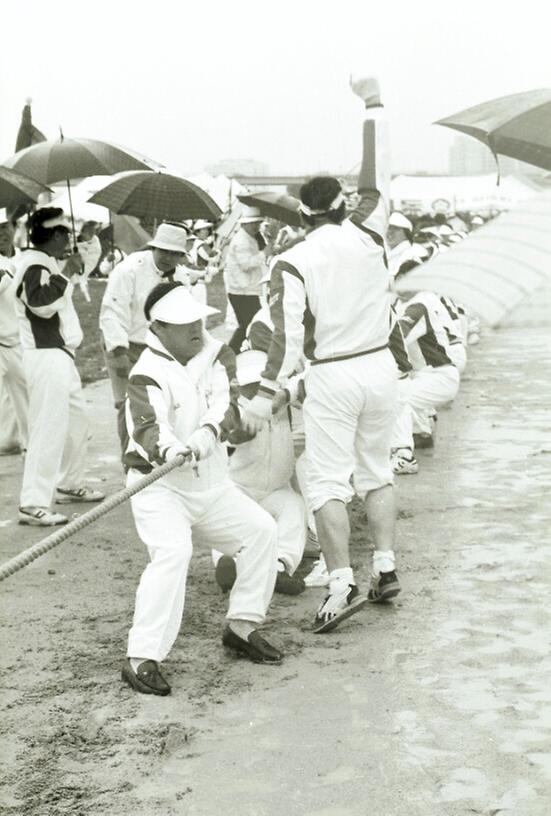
top-left (294, 452), bottom-right (317, 534)
top-left (20, 349), bottom-right (89, 508)
top-left (212, 483), bottom-right (306, 576)
top-left (392, 365), bottom-right (460, 451)
top-left (448, 342), bottom-right (467, 374)
top-left (303, 349), bottom-right (398, 511)
top-left (127, 475), bottom-right (278, 662)
top-left (0, 345), bottom-right (28, 448)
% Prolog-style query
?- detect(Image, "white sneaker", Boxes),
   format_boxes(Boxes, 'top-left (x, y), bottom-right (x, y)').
top-left (19, 506), bottom-right (69, 526)
top-left (391, 450), bottom-right (419, 475)
top-left (304, 556), bottom-right (330, 587)
top-left (56, 486), bottom-right (105, 504)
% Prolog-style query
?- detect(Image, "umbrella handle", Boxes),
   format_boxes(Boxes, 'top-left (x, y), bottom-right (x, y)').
top-left (65, 179), bottom-right (78, 251)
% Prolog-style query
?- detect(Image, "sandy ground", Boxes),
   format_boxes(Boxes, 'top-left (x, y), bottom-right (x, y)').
top-left (1, 301), bottom-right (550, 816)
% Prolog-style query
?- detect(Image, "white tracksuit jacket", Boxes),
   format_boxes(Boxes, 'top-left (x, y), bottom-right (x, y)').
top-left (259, 106), bottom-right (392, 394)
top-left (100, 250), bottom-right (194, 352)
top-left (123, 330), bottom-right (238, 490)
top-left (12, 248), bottom-right (83, 353)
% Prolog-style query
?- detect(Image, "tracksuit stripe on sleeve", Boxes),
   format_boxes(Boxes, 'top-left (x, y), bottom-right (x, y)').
top-left (24, 265), bottom-right (68, 308)
top-left (126, 375), bottom-right (165, 465)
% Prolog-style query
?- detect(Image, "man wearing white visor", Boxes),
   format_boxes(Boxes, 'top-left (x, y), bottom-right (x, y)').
top-left (241, 75), bottom-right (402, 634)
top-left (121, 282), bottom-right (282, 696)
top-left (100, 222), bottom-right (196, 409)
top-left (13, 207), bottom-right (104, 526)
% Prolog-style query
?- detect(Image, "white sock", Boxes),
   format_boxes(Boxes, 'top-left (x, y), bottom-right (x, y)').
top-left (328, 567), bottom-right (355, 594)
top-left (373, 550), bottom-right (395, 575)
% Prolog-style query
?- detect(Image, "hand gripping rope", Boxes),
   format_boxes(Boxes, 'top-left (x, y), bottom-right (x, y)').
top-left (0, 452), bottom-right (193, 583)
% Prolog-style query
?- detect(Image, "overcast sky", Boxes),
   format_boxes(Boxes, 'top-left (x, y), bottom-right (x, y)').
top-left (1, 0), bottom-right (550, 177)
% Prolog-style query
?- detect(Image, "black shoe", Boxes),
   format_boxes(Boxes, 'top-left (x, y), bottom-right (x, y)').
top-left (121, 659), bottom-right (171, 696)
top-left (368, 570), bottom-right (401, 603)
top-left (313, 584), bottom-right (368, 634)
top-left (413, 432), bottom-right (434, 449)
top-left (222, 626), bottom-right (284, 664)
top-left (275, 570), bottom-right (305, 595)
top-left (215, 555), bottom-right (237, 593)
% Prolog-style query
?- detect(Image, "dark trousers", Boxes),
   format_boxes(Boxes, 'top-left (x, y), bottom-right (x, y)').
top-left (228, 294), bottom-right (262, 354)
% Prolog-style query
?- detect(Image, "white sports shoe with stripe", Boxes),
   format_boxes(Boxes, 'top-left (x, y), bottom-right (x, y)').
top-left (56, 487), bottom-right (105, 504)
top-left (19, 506), bottom-right (69, 526)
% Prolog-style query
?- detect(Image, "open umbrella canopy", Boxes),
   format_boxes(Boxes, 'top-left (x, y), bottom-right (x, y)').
top-left (435, 88), bottom-right (551, 172)
top-left (237, 191), bottom-right (302, 227)
top-left (0, 166), bottom-right (51, 209)
top-left (89, 171), bottom-right (222, 221)
top-left (394, 188), bottom-right (551, 327)
top-left (2, 136), bottom-right (158, 185)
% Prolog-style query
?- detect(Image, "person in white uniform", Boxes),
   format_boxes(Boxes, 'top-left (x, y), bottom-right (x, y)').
top-left (121, 283), bottom-right (283, 696)
top-left (99, 222), bottom-right (195, 409)
top-left (241, 75), bottom-right (401, 634)
top-left (0, 210), bottom-right (28, 455)
top-left (12, 208), bottom-right (105, 526)
top-left (213, 349), bottom-right (306, 596)
top-left (391, 289), bottom-right (461, 473)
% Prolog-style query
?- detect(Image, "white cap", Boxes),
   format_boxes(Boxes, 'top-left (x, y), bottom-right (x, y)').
top-left (471, 215), bottom-right (484, 225)
top-left (240, 205), bottom-right (263, 224)
top-left (148, 222), bottom-right (190, 253)
top-left (235, 349), bottom-right (267, 386)
top-left (438, 224), bottom-right (454, 236)
top-left (389, 212), bottom-right (413, 231)
top-left (193, 219), bottom-right (213, 231)
top-left (149, 285), bottom-right (219, 324)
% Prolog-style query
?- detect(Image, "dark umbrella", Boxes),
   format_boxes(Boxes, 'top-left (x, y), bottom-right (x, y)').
top-left (0, 166), bottom-right (51, 210)
top-left (2, 135), bottom-right (158, 246)
top-left (237, 191), bottom-right (302, 227)
top-left (435, 88), bottom-right (551, 173)
top-left (89, 171), bottom-right (222, 223)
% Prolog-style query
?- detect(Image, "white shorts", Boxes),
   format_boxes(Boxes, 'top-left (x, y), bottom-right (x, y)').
top-left (302, 349), bottom-right (398, 511)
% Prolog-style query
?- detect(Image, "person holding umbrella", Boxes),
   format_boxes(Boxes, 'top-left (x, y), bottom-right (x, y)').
top-left (12, 207), bottom-right (105, 526)
top-left (99, 222), bottom-right (195, 410)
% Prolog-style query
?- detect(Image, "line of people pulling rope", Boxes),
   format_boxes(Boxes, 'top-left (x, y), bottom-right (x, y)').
top-left (0, 75), bottom-right (476, 695)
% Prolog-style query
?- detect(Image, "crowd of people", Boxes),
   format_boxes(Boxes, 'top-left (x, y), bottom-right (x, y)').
top-left (0, 74), bottom-right (482, 695)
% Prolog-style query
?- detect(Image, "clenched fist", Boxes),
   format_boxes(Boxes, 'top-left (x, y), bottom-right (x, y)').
top-left (349, 74), bottom-right (381, 108)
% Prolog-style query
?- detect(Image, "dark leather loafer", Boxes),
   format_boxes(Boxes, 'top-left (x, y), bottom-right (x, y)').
top-left (121, 659), bottom-right (171, 696)
top-left (222, 626), bottom-right (284, 664)
top-left (215, 555), bottom-right (237, 593)
top-left (275, 570), bottom-right (305, 595)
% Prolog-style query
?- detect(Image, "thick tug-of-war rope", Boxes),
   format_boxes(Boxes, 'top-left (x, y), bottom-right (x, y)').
top-left (0, 452), bottom-right (192, 583)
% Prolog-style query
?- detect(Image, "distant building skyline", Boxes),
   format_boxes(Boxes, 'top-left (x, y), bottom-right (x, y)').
top-left (205, 158), bottom-right (270, 178)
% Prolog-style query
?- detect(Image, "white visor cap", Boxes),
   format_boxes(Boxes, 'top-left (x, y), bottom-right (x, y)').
top-left (235, 349), bottom-right (268, 386)
top-left (389, 212), bottom-right (413, 231)
top-left (149, 285), bottom-right (219, 324)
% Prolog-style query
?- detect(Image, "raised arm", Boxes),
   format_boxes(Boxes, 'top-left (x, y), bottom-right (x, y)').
top-left (348, 75), bottom-right (391, 241)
